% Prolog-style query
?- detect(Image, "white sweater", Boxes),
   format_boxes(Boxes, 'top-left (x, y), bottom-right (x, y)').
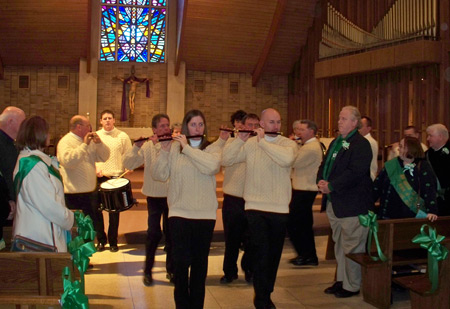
top-left (57, 132), bottom-right (110, 193)
top-left (222, 136), bottom-right (297, 214)
top-left (291, 137), bottom-right (323, 191)
top-left (221, 137), bottom-right (246, 197)
top-left (364, 133), bottom-right (379, 181)
top-left (151, 138), bottom-right (225, 220)
top-left (96, 128), bottom-right (132, 177)
top-left (123, 141), bottom-right (168, 197)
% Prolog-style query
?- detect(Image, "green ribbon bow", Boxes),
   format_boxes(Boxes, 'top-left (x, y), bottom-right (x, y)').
top-left (358, 211), bottom-right (387, 262)
top-left (68, 236), bottom-right (96, 292)
top-left (412, 224), bottom-right (449, 293)
top-left (75, 211), bottom-right (96, 242)
top-left (60, 267), bottom-right (89, 309)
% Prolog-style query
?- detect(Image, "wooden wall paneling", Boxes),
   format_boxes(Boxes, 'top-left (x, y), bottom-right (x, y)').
top-left (325, 78), bottom-right (331, 136)
top-left (423, 66), bottom-right (432, 127)
top-left (432, 65), bottom-right (441, 126)
top-left (356, 76), bottom-right (362, 113)
top-left (400, 69), bottom-right (409, 140)
top-left (387, 72), bottom-right (394, 150)
top-left (317, 79), bottom-right (326, 137)
top-left (372, 73), bottom-right (379, 144)
top-left (418, 67), bottom-right (427, 133)
top-left (439, 0), bottom-right (450, 126)
top-left (423, 65), bottom-right (442, 129)
top-left (322, 79), bottom-right (330, 137)
top-left (411, 67), bottom-right (421, 130)
top-left (0, 56), bottom-right (3, 80)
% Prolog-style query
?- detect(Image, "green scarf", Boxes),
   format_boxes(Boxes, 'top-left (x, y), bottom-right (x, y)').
top-left (385, 158), bottom-right (425, 216)
top-left (322, 128), bottom-right (357, 181)
top-left (14, 155), bottom-right (62, 196)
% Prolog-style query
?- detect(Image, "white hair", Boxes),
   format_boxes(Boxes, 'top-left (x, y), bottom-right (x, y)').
top-left (426, 123), bottom-right (449, 139)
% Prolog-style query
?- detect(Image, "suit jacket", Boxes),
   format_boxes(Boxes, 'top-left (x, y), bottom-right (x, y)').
top-left (317, 131), bottom-right (374, 218)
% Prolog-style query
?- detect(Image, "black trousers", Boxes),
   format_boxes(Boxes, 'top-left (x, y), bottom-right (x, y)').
top-left (145, 196), bottom-right (172, 275)
top-left (221, 194), bottom-right (251, 277)
top-left (0, 174), bottom-right (10, 240)
top-left (170, 217), bottom-right (215, 309)
top-left (247, 210), bottom-right (287, 309)
top-left (96, 176), bottom-right (119, 246)
top-left (64, 191), bottom-right (104, 243)
top-left (287, 190), bottom-right (318, 258)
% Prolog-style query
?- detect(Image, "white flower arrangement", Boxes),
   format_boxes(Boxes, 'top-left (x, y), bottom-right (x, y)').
top-left (442, 147), bottom-right (449, 155)
top-left (342, 141), bottom-right (350, 150)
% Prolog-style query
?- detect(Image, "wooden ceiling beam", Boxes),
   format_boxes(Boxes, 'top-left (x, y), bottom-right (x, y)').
top-left (86, 0), bottom-right (92, 73)
top-left (175, 0), bottom-right (188, 76)
top-left (0, 55), bottom-right (4, 80)
top-left (252, 0), bottom-right (287, 86)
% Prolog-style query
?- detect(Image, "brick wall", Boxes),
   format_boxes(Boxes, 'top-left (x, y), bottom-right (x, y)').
top-left (0, 66), bottom-right (79, 144)
top-left (97, 62), bottom-right (167, 129)
top-left (0, 65), bottom-right (289, 144)
top-left (185, 71), bottom-right (289, 137)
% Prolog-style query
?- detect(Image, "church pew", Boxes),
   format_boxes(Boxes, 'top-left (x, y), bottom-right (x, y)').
top-left (0, 251), bottom-right (75, 308)
top-left (346, 216), bottom-right (450, 309)
top-left (392, 248), bottom-right (450, 309)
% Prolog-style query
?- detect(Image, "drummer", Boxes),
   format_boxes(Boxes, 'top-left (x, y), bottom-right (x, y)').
top-left (95, 110), bottom-right (132, 252)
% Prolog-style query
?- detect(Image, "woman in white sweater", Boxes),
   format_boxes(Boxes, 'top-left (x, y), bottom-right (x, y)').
top-left (12, 116), bottom-right (74, 252)
top-left (152, 109), bottom-right (228, 308)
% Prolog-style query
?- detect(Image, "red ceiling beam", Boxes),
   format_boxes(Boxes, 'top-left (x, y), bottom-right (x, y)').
top-left (252, 0), bottom-right (287, 87)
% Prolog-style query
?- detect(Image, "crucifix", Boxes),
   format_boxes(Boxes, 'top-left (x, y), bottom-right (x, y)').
top-left (115, 66), bottom-right (151, 121)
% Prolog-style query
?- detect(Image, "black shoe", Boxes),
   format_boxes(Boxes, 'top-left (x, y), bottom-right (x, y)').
top-left (110, 245), bottom-right (119, 252)
top-left (244, 270), bottom-right (253, 283)
top-left (220, 274), bottom-right (238, 284)
top-left (289, 256), bottom-right (301, 263)
top-left (266, 299), bottom-right (276, 309)
top-left (253, 296), bottom-right (276, 309)
top-left (96, 243), bottom-right (106, 252)
top-left (166, 272), bottom-right (174, 283)
top-left (143, 274), bottom-right (153, 286)
top-left (335, 289), bottom-right (360, 298)
top-left (324, 281), bottom-right (343, 294)
top-left (291, 256), bottom-right (319, 266)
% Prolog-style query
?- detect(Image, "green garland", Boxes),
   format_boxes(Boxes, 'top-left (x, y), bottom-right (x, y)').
top-left (358, 211), bottom-right (387, 262)
top-left (412, 224), bottom-right (449, 293)
top-left (60, 211), bottom-right (97, 308)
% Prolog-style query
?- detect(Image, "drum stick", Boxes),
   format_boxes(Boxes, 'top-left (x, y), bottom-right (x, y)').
top-left (118, 170), bottom-right (129, 179)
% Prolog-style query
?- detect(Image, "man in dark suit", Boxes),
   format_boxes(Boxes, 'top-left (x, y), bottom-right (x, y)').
top-left (0, 106), bottom-right (26, 250)
top-left (317, 105), bottom-right (373, 298)
top-left (426, 123), bottom-right (450, 216)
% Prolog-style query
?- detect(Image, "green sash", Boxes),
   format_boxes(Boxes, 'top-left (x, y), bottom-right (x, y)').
top-left (385, 158), bottom-right (425, 215)
top-left (14, 155), bottom-right (63, 196)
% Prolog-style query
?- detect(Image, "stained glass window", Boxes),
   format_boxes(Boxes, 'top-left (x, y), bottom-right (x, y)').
top-left (100, 0), bottom-right (166, 63)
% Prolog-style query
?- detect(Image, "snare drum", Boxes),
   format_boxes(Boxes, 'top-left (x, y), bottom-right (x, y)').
top-left (99, 178), bottom-right (135, 212)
